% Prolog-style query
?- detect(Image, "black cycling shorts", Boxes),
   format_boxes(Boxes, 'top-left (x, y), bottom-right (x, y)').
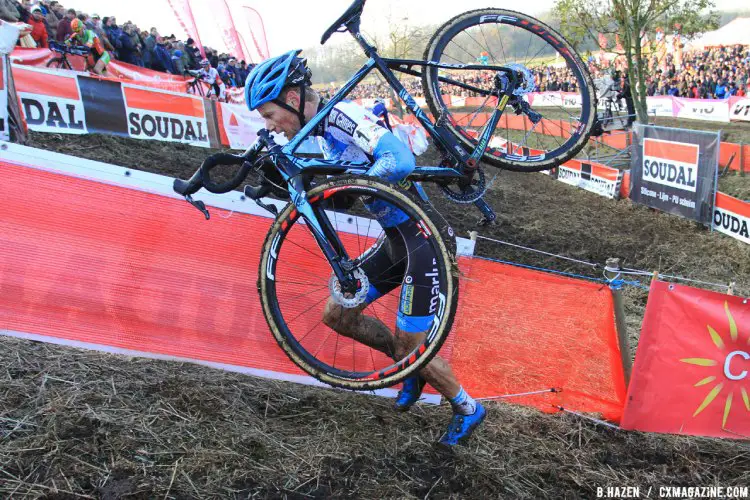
top-left (361, 221), bottom-right (440, 334)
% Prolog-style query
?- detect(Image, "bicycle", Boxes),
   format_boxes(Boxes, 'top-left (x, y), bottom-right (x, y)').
top-left (173, 0), bottom-right (596, 391)
top-left (186, 70), bottom-right (229, 102)
top-left (47, 40), bottom-right (93, 72)
top-left (592, 76), bottom-right (634, 134)
top-left (186, 70), bottom-right (206, 98)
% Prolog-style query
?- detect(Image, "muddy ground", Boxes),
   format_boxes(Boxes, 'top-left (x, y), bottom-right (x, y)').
top-left (1, 132), bottom-right (748, 499)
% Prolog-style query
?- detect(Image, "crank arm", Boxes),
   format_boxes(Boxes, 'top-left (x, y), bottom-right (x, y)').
top-left (473, 198), bottom-right (496, 226)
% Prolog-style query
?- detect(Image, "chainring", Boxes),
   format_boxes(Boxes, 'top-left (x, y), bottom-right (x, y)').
top-left (441, 167), bottom-right (487, 204)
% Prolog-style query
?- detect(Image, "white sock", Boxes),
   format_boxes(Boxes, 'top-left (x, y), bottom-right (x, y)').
top-left (449, 386), bottom-right (477, 415)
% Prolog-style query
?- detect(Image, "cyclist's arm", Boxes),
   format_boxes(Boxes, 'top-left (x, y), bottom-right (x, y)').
top-left (352, 120), bottom-right (415, 183)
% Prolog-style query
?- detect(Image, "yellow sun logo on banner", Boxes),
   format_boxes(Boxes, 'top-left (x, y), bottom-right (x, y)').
top-left (680, 301), bottom-right (749, 429)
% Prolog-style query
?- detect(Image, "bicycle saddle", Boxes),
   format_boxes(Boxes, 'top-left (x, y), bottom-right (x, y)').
top-left (321, 0), bottom-right (366, 45)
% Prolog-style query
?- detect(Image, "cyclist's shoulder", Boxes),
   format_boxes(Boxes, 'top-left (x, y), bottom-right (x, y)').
top-left (328, 100), bottom-right (381, 134)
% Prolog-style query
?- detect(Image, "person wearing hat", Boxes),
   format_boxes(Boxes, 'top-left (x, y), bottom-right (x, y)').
top-left (27, 5), bottom-right (49, 48)
top-left (184, 37), bottom-right (201, 69)
top-left (89, 14), bottom-right (115, 52)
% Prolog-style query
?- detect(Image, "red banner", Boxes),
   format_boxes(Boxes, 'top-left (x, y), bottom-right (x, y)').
top-left (10, 48), bottom-right (191, 93)
top-left (167, 0), bottom-right (205, 58)
top-left (622, 281), bottom-right (750, 438)
top-left (244, 6), bottom-right (270, 62)
top-left (213, 0), bottom-right (248, 62)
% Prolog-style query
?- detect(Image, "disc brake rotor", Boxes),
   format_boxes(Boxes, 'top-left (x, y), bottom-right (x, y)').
top-left (329, 268), bottom-right (369, 309)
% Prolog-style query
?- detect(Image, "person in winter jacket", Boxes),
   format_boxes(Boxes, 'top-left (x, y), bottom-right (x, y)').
top-left (184, 38), bottom-right (201, 69)
top-left (143, 28), bottom-right (158, 69)
top-left (117, 23), bottom-right (138, 65)
top-left (27, 5), bottom-right (48, 47)
top-left (0, 0), bottom-right (21, 22)
top-left (102, 16), bottom-right (122, 58)
top-left (153, 37), bottom-right (174, 73)
top-left (55, 8), bottom-right (75, 42)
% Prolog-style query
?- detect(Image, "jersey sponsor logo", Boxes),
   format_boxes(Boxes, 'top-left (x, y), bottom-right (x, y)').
top-left (128, 111), bottom-right (208, 146)
top-left (20, 95), bottom-right (86, 133)
top-left (329, 108), bottom-right (357, 135)
top-left (426, 258), bottom-right (440, 315)
top-left (400, 284), bottom-right (414, 315)
top-left (642, 138), bottom-right (699, 193)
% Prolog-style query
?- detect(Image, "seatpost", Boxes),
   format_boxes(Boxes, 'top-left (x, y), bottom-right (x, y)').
top-left (349, 22), bottom-right (377, 58)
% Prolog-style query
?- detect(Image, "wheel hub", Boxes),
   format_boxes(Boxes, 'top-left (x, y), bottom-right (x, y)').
top-left (329, 268), bottom-right (369, 309)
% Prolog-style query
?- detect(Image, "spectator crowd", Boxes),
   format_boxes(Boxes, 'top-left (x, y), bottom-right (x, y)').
top-left (2, 1), bottom-right (749, 102)
top-left (1, 0), bottom-right (252, 88)
top-left (320, 45), bottom-right (750, 102)
top-left (641, 45), bottom-right (749, 98)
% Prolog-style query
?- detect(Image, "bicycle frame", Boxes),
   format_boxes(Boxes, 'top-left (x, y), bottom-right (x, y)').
top-left (253, 33), bottom-right (515, 288)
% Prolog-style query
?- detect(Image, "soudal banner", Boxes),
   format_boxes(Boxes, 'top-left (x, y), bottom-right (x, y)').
top-left (630, 124), bottom-right (719, 224)
top-left (622, 281), bottom-right (749, 438)
top-left (730, 97), bottom-right (750, 122)
top-left (713, 192), bottom-right (750, 245)
top-left (557, 160), bottom-right (623, 199)
top-left (13, 65), bottom-right (211, 147)
top-left (14, 65), bottom-right (87, 134)
top-left (122, 85), bottom-right (209, 148)
top-left (673, 97), bottom-right (730, 123)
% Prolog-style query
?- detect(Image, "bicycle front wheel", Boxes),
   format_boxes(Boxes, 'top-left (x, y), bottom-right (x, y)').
top-left (423, 9), bottom-right (596, 172)
top-left (257, 176), bottom-right (459, 390)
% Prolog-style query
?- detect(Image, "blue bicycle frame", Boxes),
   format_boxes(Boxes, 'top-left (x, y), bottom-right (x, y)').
top-left (176, 8), bottom-right (517, 288)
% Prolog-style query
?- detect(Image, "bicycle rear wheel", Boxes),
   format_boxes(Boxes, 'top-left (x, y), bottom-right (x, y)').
top-left (423, 9), bottom-right (596, 172)
top-left (257, 176), bottom-right (458, 390)
top-left (46, 57), bottom-right (72, 70)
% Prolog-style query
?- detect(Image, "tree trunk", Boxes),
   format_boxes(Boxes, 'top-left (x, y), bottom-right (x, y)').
top-left (632, 29), bottom-right (650, 123)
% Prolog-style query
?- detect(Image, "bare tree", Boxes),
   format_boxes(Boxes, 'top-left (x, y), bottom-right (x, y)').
top-left (554, 0), bottom-right (718, 123)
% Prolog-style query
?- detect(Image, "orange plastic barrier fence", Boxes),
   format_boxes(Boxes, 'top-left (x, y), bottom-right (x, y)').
top-left (0, 148), bottom-right (626, 419)
top-left (451, 257), bottom-right (626, 421)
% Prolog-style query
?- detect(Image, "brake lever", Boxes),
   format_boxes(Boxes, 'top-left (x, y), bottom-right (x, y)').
top-left (185, 195), bottom-right (210, 220)
top-left (244, 184), bottom-right (278, 217)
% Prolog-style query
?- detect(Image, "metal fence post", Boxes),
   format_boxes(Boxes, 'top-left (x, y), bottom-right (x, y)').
top-left (605, 257), bottom-right (633, 387)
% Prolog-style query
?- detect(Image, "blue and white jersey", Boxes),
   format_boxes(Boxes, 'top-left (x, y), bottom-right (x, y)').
top-left (316, 100), bottom-right (423, 227)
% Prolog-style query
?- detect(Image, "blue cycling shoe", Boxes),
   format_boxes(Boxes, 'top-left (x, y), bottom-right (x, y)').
top-left (438, 402), bottom-right (487, 448)
top-left (393, 376), bottom-right (426, 412)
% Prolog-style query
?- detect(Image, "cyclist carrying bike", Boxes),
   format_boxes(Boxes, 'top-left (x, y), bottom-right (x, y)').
top-left (66, 18), bottom-right (111, 77)
top-left (199, 59), bottom-right (227, 101)
top-left (244, 50), bottom-right (486, 447)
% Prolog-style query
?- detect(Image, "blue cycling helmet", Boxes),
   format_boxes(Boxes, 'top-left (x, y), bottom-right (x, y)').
top-left (245, 49), bottom-right (312, 125)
